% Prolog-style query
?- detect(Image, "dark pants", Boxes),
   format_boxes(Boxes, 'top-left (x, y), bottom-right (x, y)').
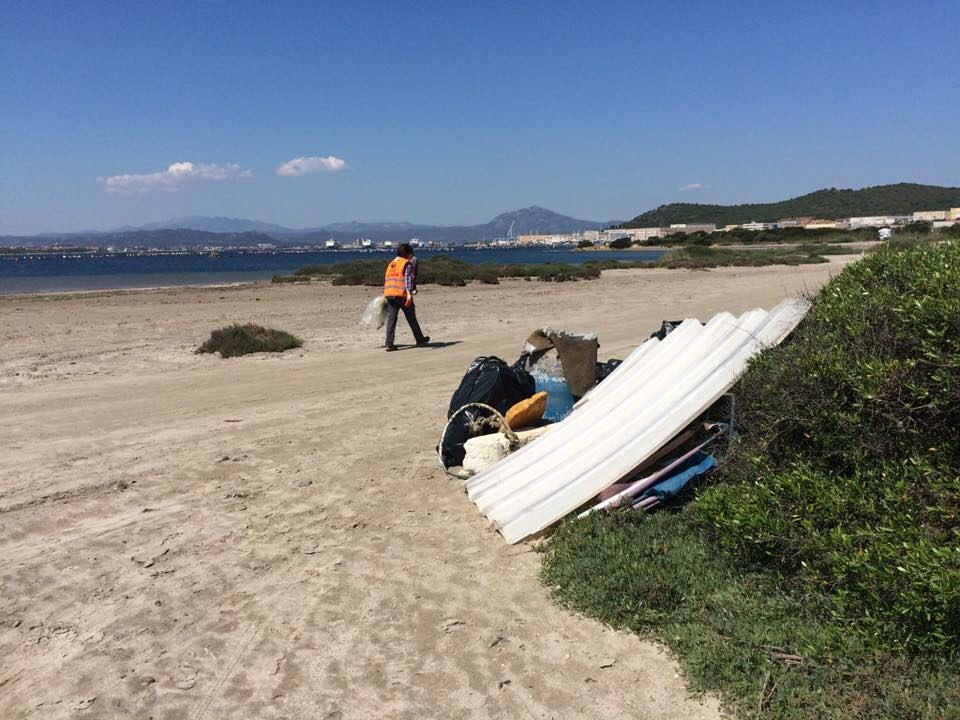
top-left (385, 296), bottom-right (426, 346)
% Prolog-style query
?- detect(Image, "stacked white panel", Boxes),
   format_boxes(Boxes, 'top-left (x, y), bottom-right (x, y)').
top-left (465, 299), bottom-right (810, 544)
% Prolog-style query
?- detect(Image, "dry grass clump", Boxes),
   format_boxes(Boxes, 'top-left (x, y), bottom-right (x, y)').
top-left (196, 323), bottom-right (302, 358)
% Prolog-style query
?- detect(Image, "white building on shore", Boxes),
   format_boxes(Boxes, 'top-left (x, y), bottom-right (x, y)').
top-left (598, 227), bottom-right (663, 244)
top-left (517, 234), bottom-right (563, 245)
top-left (849, 216), bottom-right (901, 228)
top-left (913, 210), bottom-right (948, 222)
top-left (668, 223), bottom-right (716, 234)
top-left (739, 221), bottom-right (776, 231)
top-left (804, 220), bottom-right (849, 230)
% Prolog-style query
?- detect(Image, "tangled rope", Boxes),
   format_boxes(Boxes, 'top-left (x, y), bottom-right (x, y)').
top-left (437, 402), bottom-right (519, 480)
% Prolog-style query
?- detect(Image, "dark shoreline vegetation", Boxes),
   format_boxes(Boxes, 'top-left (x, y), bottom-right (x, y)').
top-left (196, 323), bottom-right (302, 358)
top-left (623, 182), bottom-right (960, 227)
top-left (274, 227), bottom-right (958, 287)
top-left (273, 245), bottom-right (855, 286)
top-left (541, 240), bottom-right (960, 719)
top-left (626, 222), bottom-right (959, 248)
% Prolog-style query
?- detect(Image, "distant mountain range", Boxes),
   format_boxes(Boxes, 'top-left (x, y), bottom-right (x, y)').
top-left (4, 184), bottom-right (958, 248)
top-left (623, 183), bottom-right (960, 228)
top-left (302, 207), bottom-right (610, 242)
top-left (1, 206), bottom-right (612, 247)
top-left (115, 216), bottom-right (293, 235)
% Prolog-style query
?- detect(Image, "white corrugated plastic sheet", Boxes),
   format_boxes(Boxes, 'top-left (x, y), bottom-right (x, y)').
top-left (465, 298), bottom-right (811, 544)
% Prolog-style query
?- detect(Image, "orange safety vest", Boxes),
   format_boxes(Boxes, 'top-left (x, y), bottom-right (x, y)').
top-left (383, 257), bottom-right (409, 298)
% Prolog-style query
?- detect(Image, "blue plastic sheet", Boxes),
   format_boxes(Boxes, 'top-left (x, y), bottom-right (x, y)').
top-left (533, 375), bottom-right (575, 422)
top-left (637, 452), bottom-right (716, 503)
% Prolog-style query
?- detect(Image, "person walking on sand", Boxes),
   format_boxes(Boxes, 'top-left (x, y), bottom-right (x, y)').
top-left (383, 243), bottom-right (430, 352)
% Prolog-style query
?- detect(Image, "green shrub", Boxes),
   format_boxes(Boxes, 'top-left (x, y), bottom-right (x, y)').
top-left (694, 240), bottom-right (960, 653)
top-left (289, 244), bottom-right (849, 286)
top-left (475, 269), bottom-right (500, 284)
top-left (655, 245), bottom-right (830, 269)
top-left (797, 243), bottom-right (862, 255)
top-left (293, 255), bottom-right (605, 285)
top-left (541, 242), bottom-right (960, 714)
top-left (899, 221), bottom-right (933, 235)
top-left (196, 323), bottom-right (302, 358)
top-left (869, 235), bottom-right (937, 254)
top-left (271, 274), bottom-right (311, 283)
top-left (543, 511), bottom-right (960, 719)
top-left (608, 237), bottom-right (632, 249)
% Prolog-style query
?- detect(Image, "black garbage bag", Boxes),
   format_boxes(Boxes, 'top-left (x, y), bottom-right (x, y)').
top-left (650, 320), bottom-right (686, 341)
top-left (440, 356), bottom-right (535, 468)
top-left (650, 319), bottom-right (707, 341)
top-left (595, 358), bottom-right (623, 383)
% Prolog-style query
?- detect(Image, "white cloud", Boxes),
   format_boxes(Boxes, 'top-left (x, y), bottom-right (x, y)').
top-left (103, 161), bottom-right (252, 194)
top-left (276, 155), bottom-right (348, 176)
top-left (679, 183), bottom-right (706, 192)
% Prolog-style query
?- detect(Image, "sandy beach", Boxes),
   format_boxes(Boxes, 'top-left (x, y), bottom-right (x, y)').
top-left (0, 259), bottom-right (856, 719)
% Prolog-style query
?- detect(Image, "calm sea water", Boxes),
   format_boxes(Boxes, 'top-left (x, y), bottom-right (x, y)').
top-left (0, 248), bottom-right (664, 295)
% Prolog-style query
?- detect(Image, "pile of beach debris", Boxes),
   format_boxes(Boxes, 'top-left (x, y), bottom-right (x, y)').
top-left (438, 299), bottom-right (811, 544)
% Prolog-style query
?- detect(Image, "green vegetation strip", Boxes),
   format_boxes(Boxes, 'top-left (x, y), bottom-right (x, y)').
top-left (542, 241), bottom-right (960, 718)
top-left (623, 182), bottom-right (960, 228)
top-left (634, 224), bottom-right (958, 248)
top-left (196, 323), bottom-right (302, 358)
top-left (273, 247), bottom-right (842, 286)
top-left (542, 513), bottom-right (957, 719)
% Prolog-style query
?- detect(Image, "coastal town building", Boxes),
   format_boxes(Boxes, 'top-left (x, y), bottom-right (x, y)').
top-left (517, 233), bottom-right (574, 246)
top-left (668, 223), bottom-right (716, 234)
top-left (599, 227), bottom-right (663, 244)
top-left (740, 221), bottom-right (776, 231)
top-left (778, 217), bottom-right (815, 228)
top-left (514, 207), bottom-right (956, 249)
top-left (803, 220), bottom-right (849, 230)
top-left (913, 210), bottom-right (948, 222)
top-left (601, 230), bottom-right (631, 244)
top-left (849, 216), bottom-right (900, 228)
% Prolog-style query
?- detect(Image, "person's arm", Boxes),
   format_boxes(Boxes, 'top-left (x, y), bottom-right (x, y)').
top-left (402, 261), bottom-right (415, 305)
top-left (404, 261), bottom-right (416, 294)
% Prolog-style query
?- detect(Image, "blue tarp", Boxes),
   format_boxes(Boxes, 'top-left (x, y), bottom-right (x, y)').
top-left (637, 452), bottom-right (716, 503)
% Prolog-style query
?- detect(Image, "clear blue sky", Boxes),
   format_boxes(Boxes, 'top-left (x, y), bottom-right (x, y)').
top-left (2, 0), bottom-right (958, 234)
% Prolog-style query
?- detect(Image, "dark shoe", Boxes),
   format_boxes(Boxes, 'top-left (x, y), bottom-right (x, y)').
top-left (385, 344), bottom-right (398, 352)
top-left (416, 336), bottom-right (431, 347)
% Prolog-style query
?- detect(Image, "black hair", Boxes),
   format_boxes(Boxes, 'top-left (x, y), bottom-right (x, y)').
top-left (397, 243), bottom-right (414, 257)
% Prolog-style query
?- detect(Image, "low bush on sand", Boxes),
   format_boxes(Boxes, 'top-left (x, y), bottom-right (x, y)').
top-left (795, 242), bottom-right (862, 255)
top-left (643, 226), bottom-right (879, 247)
top-left (278, 246), bottom-right (849, 286)
top-left (283, 254), bottom-right (602, 285)
top-left (654, 245), bottom-right (829, 269)
top-left (196, 323), bottom-right (302, 358)
top-left (543, 241), bottom-right (960, 717)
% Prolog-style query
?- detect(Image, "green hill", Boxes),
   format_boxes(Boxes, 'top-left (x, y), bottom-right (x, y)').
top-left (623, 183), bottom-right (960, 228)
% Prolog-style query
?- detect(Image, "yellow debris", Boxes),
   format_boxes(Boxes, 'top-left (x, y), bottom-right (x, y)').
top-left (504, 391), bottom-right (548, 431)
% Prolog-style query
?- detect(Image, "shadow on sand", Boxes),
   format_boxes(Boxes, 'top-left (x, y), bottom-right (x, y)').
top-left (389, 341), bottom-right (462, 351)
